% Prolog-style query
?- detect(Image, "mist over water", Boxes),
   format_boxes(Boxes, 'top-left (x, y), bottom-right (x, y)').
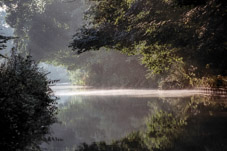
top-left (52, 85), bottom-right (205, 98)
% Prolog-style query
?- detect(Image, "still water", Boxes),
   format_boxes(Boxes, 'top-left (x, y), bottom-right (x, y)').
top-left (43, 85), bottom-right (227, 151)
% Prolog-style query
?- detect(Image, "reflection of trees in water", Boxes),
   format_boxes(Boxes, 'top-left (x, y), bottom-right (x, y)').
top-left (180, 96), bottom-right (227, 151)
top-left (143, 96), bottom-right (227, 151)
top-left (74, 96), bottom-right (227, 151)
top-left (46, 96), bottom-right (153, 151)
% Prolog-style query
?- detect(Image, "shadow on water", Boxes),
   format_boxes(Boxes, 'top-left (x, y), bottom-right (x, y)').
top-left (43, 87), bottom-right (227, 151)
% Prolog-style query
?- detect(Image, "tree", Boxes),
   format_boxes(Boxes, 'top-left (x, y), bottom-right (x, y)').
top-left (70, 0), bottom-right (227, 77)
top-left (0, 51), bottom-right (58, 150)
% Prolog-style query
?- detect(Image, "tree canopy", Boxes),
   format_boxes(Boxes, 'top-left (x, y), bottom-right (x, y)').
top-left (70, 0), bottom-right (227, 77)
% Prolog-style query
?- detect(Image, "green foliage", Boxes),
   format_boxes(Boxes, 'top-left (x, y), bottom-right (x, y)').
top-left (137, 43), bottom-right (182, 75)
top-left (70, 0), bottom-right (227, 87)
top-left (157, 63), bottom-right (190, 89)
top-left (0, 51), bottom-right (58, 150)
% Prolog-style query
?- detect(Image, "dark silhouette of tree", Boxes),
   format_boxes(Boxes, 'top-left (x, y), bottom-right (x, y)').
top-left (0, 51), bottom-right (58, 150)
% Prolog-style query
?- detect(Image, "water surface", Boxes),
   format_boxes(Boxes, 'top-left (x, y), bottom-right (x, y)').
top-left (43, 85), bottom-right (227, 151)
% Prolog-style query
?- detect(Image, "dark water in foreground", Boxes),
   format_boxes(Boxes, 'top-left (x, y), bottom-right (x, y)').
top-left (43, 86), bottom-right (227, 151)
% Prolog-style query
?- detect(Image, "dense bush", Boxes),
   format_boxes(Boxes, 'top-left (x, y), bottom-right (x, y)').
top-left (0, 52), bottom-right (58, 150)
